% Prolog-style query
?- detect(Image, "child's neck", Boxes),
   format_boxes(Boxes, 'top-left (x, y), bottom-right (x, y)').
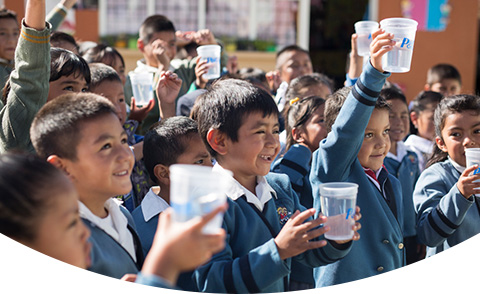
top-left (79, 192), bottom-right (110, 218)
top-left (390, 141), bottom-right (397, 155)
top-left (158, 184), bottom-right (170, 204)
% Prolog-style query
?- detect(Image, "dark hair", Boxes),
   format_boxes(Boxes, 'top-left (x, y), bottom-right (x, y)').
top-left (50, 31), bottom-right (79, 53)
top-left (427, 95), bottom-right (480, 168)
top-left (195, 79), bottom-right (279, 157)
top-left (285, 73), bottom-right (334, 103)
top-left (0, 152), bottom-right (68, 242)
top-left (285, 95), bottom-right (326, 150)
top-left (88, 63), bottom-right (122, 91)
top-left (139, 14), bottom-right (175, 44)
top-left (276, 44), bottom-right (310, 69)
top-left (82, 44), bottom-right (125, 69)
top-left (324, 86), bottom-right (390, 133)
top-left (426, 63), bottom-right (462, 86)
top-left (144, 117), bottom-right (200, 183)
top-left (410, 91), bottom-right (443, 114)
top-left (380, 86), bottom-right (407, 105)
top-left (0, 8), bottom-right (17, 22)
top-left (30, 92), bottom-right (117, 160)
top-left (50, 47), bottom-right (91, 84)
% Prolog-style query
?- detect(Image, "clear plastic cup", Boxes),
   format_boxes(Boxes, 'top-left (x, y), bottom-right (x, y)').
top-left (170, 164), bottom-right (232, 234)
top-left (129, 72), bottom-right (154, 106)
top-left (380, 18), bottom-right (418, 73)
top-left (354, 21), bottom-right (379, 57)
top-left (319, 182), bottom-right (358, 240)
top-left (465, 148), bottom-right (480, 196)
top-left (196, 45), bottom-right (221, 80)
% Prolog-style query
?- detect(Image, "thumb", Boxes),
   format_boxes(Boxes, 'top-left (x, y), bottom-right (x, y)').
top-left (131, 97), bottom-right (136, 109)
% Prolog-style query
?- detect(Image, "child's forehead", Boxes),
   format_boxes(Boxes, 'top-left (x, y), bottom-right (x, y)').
top-left (241, 111), bottom-right (279, 126)
top-left (0, 17), bottom-right (19, 29)
top-left (149, 31), bottom-right (176, 43)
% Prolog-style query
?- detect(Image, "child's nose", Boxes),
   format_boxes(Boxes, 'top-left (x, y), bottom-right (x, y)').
top-left (463, 136), bottom-right (476, 147)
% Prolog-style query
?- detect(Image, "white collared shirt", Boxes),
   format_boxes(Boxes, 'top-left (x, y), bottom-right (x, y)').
top-left (386, 140), bottom-right (409, 162)
top-left (213, 164), bottom-right (277, 211)
top-left (140, 186), bottom-right (170, 222)
top-left (449, 156), bottom-right (465, 174)
top-left (404, 135), bottom-right (435, 171)
top-left (79, 198), bottom-right (136, 262)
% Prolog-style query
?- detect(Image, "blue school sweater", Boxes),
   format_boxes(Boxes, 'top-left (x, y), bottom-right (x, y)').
top-left (271, 143), bottom-right (314, 286)
top-left (310, 61), bottom-right (405, 287)
top-left (384, 147), bottom-right (420, 237)
top-left (83, 205), bottom-right (143, 279)
top-left (414, 159), bottom-right (480, 257)
top-left (195, 172), bottom-right (352, 293)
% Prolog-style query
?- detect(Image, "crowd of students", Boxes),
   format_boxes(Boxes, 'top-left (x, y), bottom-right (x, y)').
top-left (1, 0), bottom-right (479, 292)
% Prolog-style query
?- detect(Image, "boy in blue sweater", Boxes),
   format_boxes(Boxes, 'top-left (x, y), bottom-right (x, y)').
top-left (311, 29), bottom-right (405, 287)
top-left (194, 78), bottom-right (361, 293)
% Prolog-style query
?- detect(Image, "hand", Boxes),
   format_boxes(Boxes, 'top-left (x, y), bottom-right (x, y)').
top-left (226, 55), bottom-right (238, 74)
top-left (141, 205), bottom-right (227, 285)
top-left (176, 30), bottom-right (196, 47)
top-left (61, 0), bottom-right (79, 9)
top-left (347, 33), bottom-right (364, 80)
top-left (194, 29), bottom-right (217, 45)
top-left (457, 164), bottom-right (480, 199)
top-left (274, 208), bottom-right (329, 260)
top-left (151, 39), bottom-right (171, 71)
top-left (156, 71), bottom-right (182, 119)
top-left (265, 71), bottom-right (282, 93)
top-left (332, 206), bottom-right (362, 244)
top-left (194, 56), bottom-right (210, 89)
top-left (128, 97), bottom-right (155, 123)
top-left (120, 274), bottom-right (137, 283)
top-left (369, 29), bottom-right (395, 73)
top-left (25, 0), bottom-right (46, 31)
top-left (131, 141), bottom-right (143, 161)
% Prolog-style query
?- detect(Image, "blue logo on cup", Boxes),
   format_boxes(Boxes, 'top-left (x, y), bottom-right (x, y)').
top-left (205, 57), bottom-right (219, 63)
top-left (474, 168), bottom-right (480, 175)
top-left (345, 208), bottom-right (355, 220)
top-left (400, 37), bottom-right (413, 49)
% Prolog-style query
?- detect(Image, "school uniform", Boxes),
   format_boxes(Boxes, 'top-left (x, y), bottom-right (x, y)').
top-left (132, 187), bottom-right (198, 292)
top-left (414, 158), bottom-right (480, 257)
top-left (404, 134), bottom-right (435, 172)
top-left (81, 198), bottom-right (144, 279)
top-left (310, 61), bottom-right (405, 287)
top-left (0, 58), bottom-right (13, 92)
top-left (195, 164), bottom-right (352, 293)
top-left (271, 143), bottom-right (314, 289)
top-left (0, 20), bottom-right (51, 153)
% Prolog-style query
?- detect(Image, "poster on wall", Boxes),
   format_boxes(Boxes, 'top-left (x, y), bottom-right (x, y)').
top-left (401, 0), bottom-right (451, 31)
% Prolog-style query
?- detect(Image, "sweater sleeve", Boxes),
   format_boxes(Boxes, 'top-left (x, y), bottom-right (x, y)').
top-left (414, 165), bottom-right (474, 247)
top-left (0, 20), bottom-right (51, 153)
top-left (271, 144), bottom-right (311, 193)
top-left (46, 4), bottom-right (68, 31)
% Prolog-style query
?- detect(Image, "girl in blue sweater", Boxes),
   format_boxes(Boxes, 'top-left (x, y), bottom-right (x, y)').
top-left (414, 94), bottom-right (480, 257)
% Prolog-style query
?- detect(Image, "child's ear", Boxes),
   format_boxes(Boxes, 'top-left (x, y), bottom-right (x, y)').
top-left (207, 128), bottom-right (228, 155)
top-left (47, 155), bottom-right (72, 177)
top-left (410, 111), bottom-right (418, 127)
top-left (435, 136), bottom-right (448, 153)
top-left (424, 83), bottom-right (431, 91)
top-left (153, 164), bottom-right (170, 186)
top-left (137, 38), bottom-right (145, 52)
top-left (292, 127), bottom-right (305, 143)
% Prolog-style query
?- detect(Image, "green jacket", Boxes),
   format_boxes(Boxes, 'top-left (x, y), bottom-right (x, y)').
top-left (0, 21), bottom-right (51, 153)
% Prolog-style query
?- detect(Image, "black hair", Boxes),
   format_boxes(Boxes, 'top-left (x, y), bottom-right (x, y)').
top-left (82, 43), bottom-right (125, 69)
top-left (144, 117), bottom-right (200, 183)
top-left (285, 95), bottom-right (326, 151)
top-left (285, 73), bottom-right (334, 102)
top-left (0, 152), bottom-right (68, 242)
top-left (0, 8), bottom-right (17, 22)
top-left (427, 95), bottom-right (480, 168)
top-left (88, 63), bottom-right (122, 91)
top-left (275, 44), bottom-right (310, 70)
top-left (139, 14), bottom-right (175, 44)
top-left (195, 78), bottom-right (279, 157)
top-left (30, 92), bottom-right (117, 160)
top-left (50, 47), bottom-right (91, 85)
top-left (50, 31), bottom-right (79, 53)
top-left (380, 86), bottom-right (407, 105)
top-left (426, 63), bottom-right (462, 86)
top-left (411, 91), bottom-right (444, 114)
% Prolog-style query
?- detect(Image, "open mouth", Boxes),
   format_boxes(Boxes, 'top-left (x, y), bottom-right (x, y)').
top-left (113, 170), bottom-right (129, 176)
top-left (260, 154), bottom-right (273, 161)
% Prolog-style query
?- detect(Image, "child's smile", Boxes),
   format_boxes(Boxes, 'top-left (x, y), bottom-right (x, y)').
top-left (358, 109), bottom-right (391, 171)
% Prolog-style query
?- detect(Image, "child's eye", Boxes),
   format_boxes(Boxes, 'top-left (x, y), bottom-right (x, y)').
top-left (101, 143), bottom-right (112, 150)
top-left (364, 132), bottom-right (373, 138)
top-left (119, 98), bottom-right (125, 103)
top-left (64, 86), bottom-right (74, 91)
top-left (384, 129), bottom-right (390, 135)
top-left (193, 159), bottom-right (204, 164)
top-left (121, 137), bottom-right (128, 144)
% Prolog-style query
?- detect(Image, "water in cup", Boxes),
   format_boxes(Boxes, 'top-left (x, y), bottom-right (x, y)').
top-left (354, 21), bottom-right (379, 56)
top-left (129, 72), bottom-right (154, 106)
top-left (380, 18), bottom-right (418, 73)
top-left (196, 45), bottom-right (221, 80)
top-left (383, 40), bottom-right (413, 73)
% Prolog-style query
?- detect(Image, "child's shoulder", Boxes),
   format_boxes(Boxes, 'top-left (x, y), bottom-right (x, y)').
top-left (265, 172), bottom-right (293, 192)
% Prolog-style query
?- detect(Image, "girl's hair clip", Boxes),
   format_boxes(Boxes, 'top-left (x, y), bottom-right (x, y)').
top-left (290, 97), bottom-right (300, 105)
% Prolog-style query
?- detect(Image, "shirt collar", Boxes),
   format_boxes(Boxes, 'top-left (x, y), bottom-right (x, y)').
top-left (448, 156), bottom-right (465, 174)
top-left (406, 135), bottom-right (435, 153)
top-left (141, 186), bottom-right (170, 222)
top-left (386, 140), bottom-right (408, 161)
top-left (212, 164), bottom-right (276, 211)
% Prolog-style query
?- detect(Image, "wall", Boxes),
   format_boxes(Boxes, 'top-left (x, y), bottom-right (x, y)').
top-left (378, 0), bottom-right (478, 101)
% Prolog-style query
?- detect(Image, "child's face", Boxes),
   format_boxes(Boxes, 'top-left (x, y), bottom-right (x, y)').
top-left (28, 175), bottom-right (91, 269)
top-left (388, 99), bottom-right (410, 142)
top-left (48, 73), bottom-right (88, 102)
top-left (358, 109), bottom-right (391, 171)
top-left (412, 102), bottom-right (438, 141)
top-left (278, 51), bottom-right (313, 84)
top-left (298, 84), bottom-right (332, 99)
top-left (176, 135), bottom-right (213, 166)
top-left (0, 18), bottom-right (19, 61)
top-left (63, 113), bottom-right (134, 201)
top-left (141, 31), bottom-right (177, 67)
top-left (436, 110), bottom-right (480, 167)
top-left (110, 56), bottom-right (126, 85)
top-left (91, 80), bottom-right (127, 125)
top-left (429, 78), bottom-right (461, 97)
top-left (222, 112), bottom-right (280, 186)
top-left (298, 104), bottom-right (327, 152)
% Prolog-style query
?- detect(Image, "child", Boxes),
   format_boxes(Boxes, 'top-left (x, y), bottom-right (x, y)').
top-left (405, 90), bottom-right (443, 172)
top-left (0, 8), bottom-right (19, 90)
top-left (132, 116), bottom-right (212, 291)
top-left (194, 78), bottom-right (360, 293)
top-left (50, 31), bottom-right (79, 54)
top-left (413, 95), bottom-right (480, 258)
top-left (271, 95), bottom-right (327, 290)
top-left (424, 63), bottom-right (462, 97)
top-left (82, 44), bottom-right (126, 85)
top-left (380, 87), bottom-right (422, 264)
top-left (310, 29), bottom-right (405, 287)
top-left (0, 152), bottom-right (226, 289)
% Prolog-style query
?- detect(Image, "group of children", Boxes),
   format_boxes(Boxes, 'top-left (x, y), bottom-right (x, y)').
top-left (0, 0), bottom-right (479, 292)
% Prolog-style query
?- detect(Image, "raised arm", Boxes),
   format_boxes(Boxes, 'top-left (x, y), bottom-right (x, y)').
top-left (25, 0), bottom-right (46, 30)
top-left (46, 0), bottom-right (78, 31)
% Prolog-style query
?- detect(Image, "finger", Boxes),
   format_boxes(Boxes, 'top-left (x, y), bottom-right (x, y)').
top-left (463, 164), bottom-right (479, 176)
top-left (288, 209), bottom-right (316, 226)
top-left (305, 240), bottom-right (328, 250)
top-left (131, 97), bottom-right (136, 108)
top-left (190, 202), bottom-right (228, 232)
top-left (303, 225), bottom-right (330, 241)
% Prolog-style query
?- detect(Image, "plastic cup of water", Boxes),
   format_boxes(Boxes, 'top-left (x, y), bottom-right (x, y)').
top-left (129, 72), bottom-right (154, 106)
top-left (319, 182), bottom-right (358, 240)
top-left (354, 21), bottom-right (379, 57)
top-left (170, 164), bottom-right (232, 234)
top-left (465, 148), bottom-right (480, 196)
top-left (196, 45), bottom-right (221, 80)
top-left (380, 18), bottom-right (418, 73)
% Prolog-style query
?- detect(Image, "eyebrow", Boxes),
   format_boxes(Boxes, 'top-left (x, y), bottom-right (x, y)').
top-left (93, 130), bottom-right (127, 144)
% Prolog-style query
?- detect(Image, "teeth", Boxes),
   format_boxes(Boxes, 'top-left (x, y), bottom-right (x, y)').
top-left (114, 171), bottom-right (128, 176)
top-left (260, 155), bottom-right (272, 161)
